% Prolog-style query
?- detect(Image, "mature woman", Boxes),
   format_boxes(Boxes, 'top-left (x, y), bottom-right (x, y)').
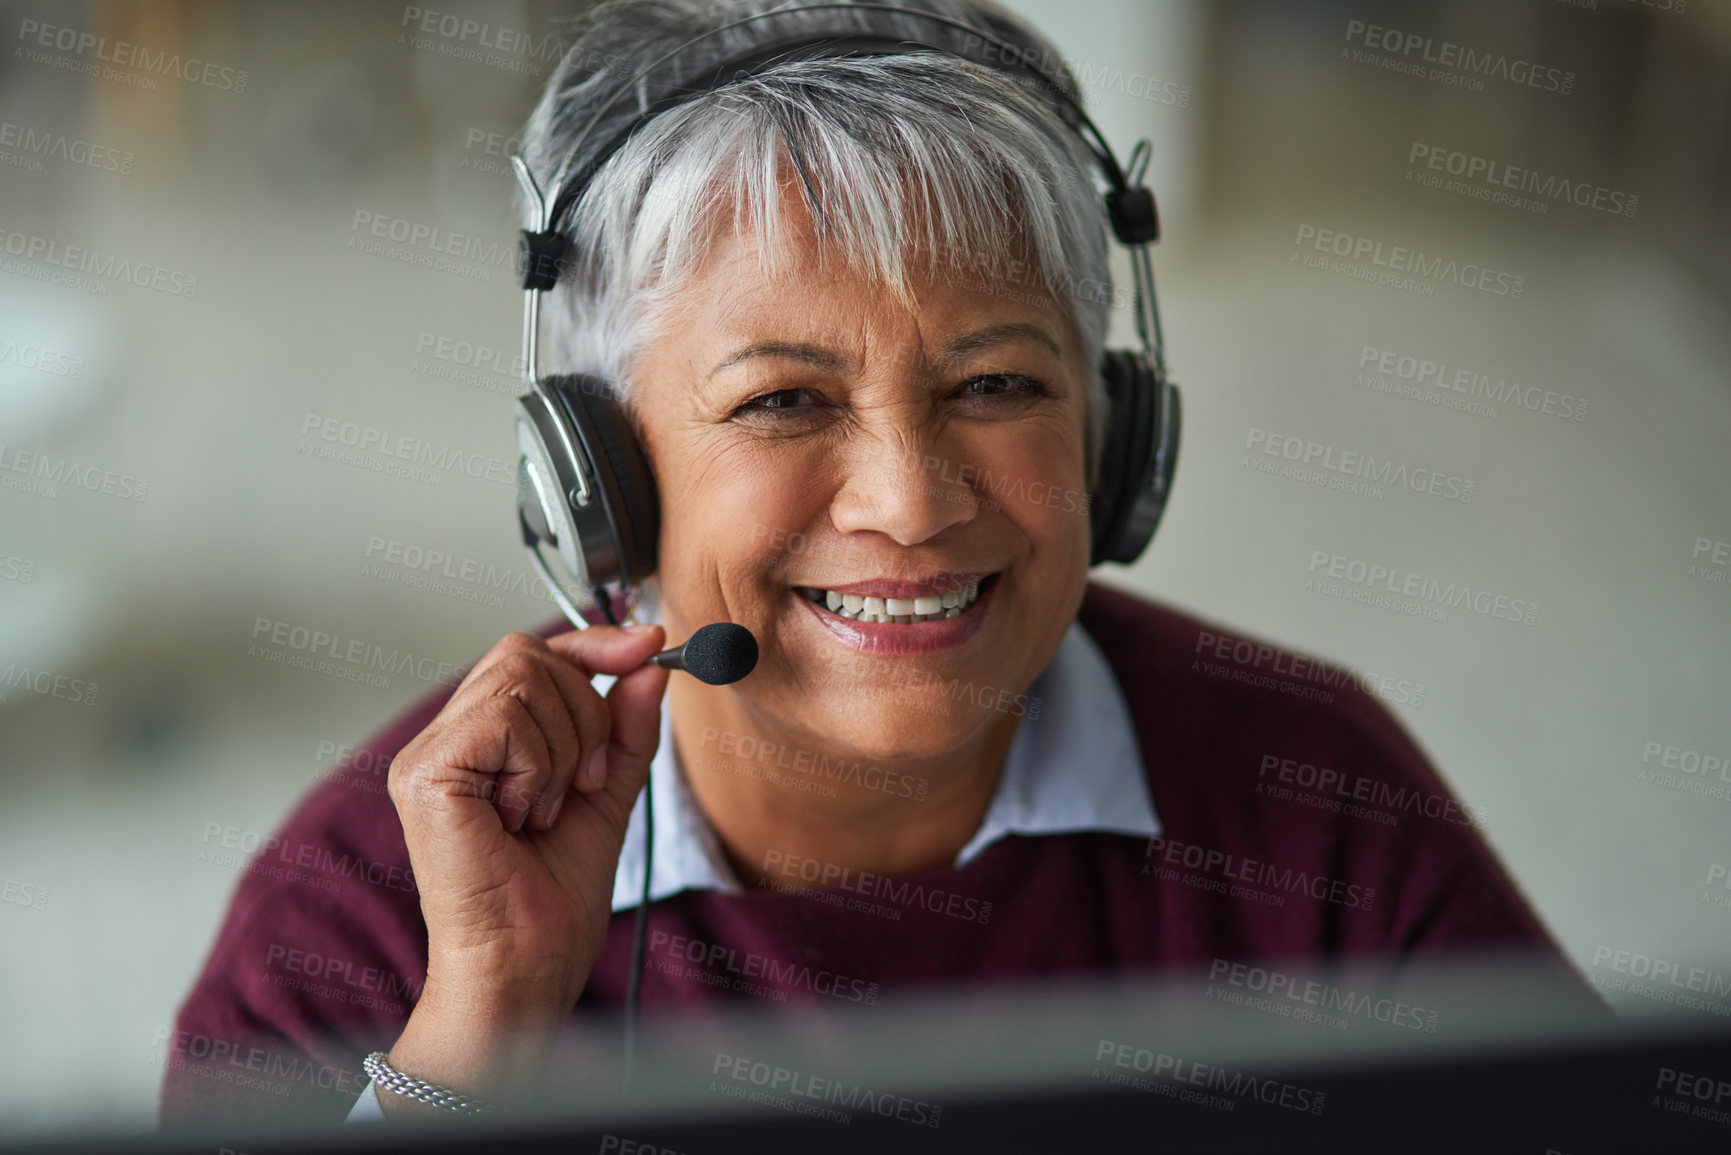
top-left (162, 0), bottom-right (1584, 1130)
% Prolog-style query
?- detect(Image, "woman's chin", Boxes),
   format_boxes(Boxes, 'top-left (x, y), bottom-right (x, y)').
top-left (786, 694), bottom-right (995, 762)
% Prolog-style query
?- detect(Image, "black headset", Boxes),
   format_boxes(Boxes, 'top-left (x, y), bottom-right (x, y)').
top-left (508, 1), bottom-right (1181, 630)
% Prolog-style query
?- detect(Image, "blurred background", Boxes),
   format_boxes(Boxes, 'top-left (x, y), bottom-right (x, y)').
top-left (1, 0), bottom-right (1728, 1140)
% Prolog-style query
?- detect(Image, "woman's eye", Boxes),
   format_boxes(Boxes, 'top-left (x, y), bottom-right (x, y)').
top-left (733, 388), bottom-right (824, 419)
top-left (957, 373), bottom-right (1046, 399)
top-left (731, 377), bottom-right (1045, 423)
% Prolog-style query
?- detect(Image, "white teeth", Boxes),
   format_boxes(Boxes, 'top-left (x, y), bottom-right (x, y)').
top-left (807, 579), bottom-right (989, 622)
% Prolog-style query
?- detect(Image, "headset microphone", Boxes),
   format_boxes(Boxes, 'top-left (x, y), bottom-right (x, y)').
top-left (646, 623), bottom-right (759, 685)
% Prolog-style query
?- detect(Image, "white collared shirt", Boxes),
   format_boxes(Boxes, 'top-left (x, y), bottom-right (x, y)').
top-left (612, 619), bottom-right (1160, 909)
top-left (349, 619), bottom-right (1158, 1122)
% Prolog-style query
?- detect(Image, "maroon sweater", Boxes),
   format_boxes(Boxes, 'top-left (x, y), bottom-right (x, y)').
top-left (159, 583), bottom-right (1578, 1129)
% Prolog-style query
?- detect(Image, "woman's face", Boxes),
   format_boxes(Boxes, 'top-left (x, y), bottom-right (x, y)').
top-left (631, 194), bottom-right (1094, 761)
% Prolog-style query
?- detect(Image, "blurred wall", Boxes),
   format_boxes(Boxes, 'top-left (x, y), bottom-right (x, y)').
top-left (0, 0), bottom-right (1728, 1138)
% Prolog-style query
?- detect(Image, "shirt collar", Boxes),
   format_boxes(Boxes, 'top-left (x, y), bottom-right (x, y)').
top-left (611, 619), bottom-right (1159, 911)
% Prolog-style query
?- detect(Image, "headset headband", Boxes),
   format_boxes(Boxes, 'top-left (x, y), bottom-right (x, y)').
top-left (512, 2), bottom-right (1167, 381)
top-left (537, 4), bottom-right (1144, 232)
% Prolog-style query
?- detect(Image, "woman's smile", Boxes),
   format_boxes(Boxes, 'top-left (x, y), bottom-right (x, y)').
top-left (790, 572), bottom-right (1003, 654)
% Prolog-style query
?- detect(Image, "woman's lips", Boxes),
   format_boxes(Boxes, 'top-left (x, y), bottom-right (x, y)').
top-left (796, 575), bottom-right (992, 621)
top-left (808, 572), bottom-right (990, 599)
top-left (793, 574), bottom-right (999, 655)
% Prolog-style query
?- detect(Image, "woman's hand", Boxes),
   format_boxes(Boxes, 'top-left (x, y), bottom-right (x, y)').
top-left (379, 624), bottom-right (669, 1112)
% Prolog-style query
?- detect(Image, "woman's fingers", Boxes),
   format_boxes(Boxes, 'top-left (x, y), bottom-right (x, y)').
top-left (532, 639), bottom-right (618, 797)
top-left (390, 690), bottom-right (550, 834)
top-left (428, 627), bottom-right (664, 826)
top-left (457, 693), bottom-right (553, 833)
top-left (478, 649), bottom-right (582, 829)
top-left (603, 662), bottom-right (671, 789)
top-left (560, 661), bottom-right (669, 830)
top-left (544, 626), bottom-right (665, 794)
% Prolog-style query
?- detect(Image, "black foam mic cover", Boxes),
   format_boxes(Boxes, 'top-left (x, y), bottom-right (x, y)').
top-left (648, 622), bottom-right (759, 685)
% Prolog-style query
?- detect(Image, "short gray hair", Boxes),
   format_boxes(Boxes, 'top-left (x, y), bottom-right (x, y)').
top-left (519, 0), bottom-right (1114, 479)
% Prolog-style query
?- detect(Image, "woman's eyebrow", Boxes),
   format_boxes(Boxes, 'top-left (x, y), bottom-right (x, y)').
top-left (707, 341), bottom-right (849, 380)
top-left (705, 322), bottom-right (1063, 383)
top-left (938, 322), bottom-right (1063, 366)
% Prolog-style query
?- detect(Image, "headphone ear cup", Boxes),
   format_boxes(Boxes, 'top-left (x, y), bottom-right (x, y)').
top-left (1090, 350), bottom-right (1180, 566)
top-left (544, 374), bottom-right (662, 589)
top-left (1090, 350), bottom-right (1151, 566)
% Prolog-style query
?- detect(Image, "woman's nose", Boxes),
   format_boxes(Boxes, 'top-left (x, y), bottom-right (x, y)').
top-left (827, 425), bottom-right (980, 548)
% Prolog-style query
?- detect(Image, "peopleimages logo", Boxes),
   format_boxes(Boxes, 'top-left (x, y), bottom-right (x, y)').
top-left (1636, 739), bottom-right (1731, 805)
top-left (199, 821), bottom-right (418, 895)
top-left (0, 553), bottom-right (36, 584)
top-left (1243, 427), bottom-right (1476, 504)
top-left (347, 210), bottom-right (511, 283)
top-left (0, 664), bottom-right (99, 707)
top-left (0, 876), bottom-right (49, 912)
top-left (700, 727), bottom-right (930, 801)
top-left (1592, 946), bottom-right (1731, 1000)
top-left (397, 6), bottom-right (577, 75)
top-left (0, 120), bottom-right (134, 174)
top-left (1191, 627), bottom-right (1427, 710)
top-left (297, 412), bottom-right (518, 487)
top-left (1341, 18), bottom-right (1574, 94)
top-left (710, 1053), bottom-right (943, 1129)
top-left (16, 19), bottom-right (250, 91)
top-left (0, 336), bottom-right (85, 378)
top-left (761, 849), bottom-right (994, 924)
top-left (1257, 754), bottom-right (1486, 829)
top-left (1093, 1040), bottom-right (1326, 1115)
top-left (1206, 958), bottom-right (1441, 1033)
top-left (249, 615), bottom-right (470, 688)
top-left (1689, 536), bottom-right (1731, 592)
top-left (154, 1028), bottom-right (364, 1099)
top-left (1654, 1067), bottom-right (1731, 1128)
top-left (1356, 345), bottom-right (1588, 422)
top-left (263, 943), bottom-right (419, 1011)
top-left (459, 127), bottom-right (521, 178)
top-left (1306, 550), bottom-right (1540, 627)
top-left (0, 226), bottom-right (199, 297)
top-left (362, 535), bottom-right (553, 608)
top-left (0, 443), bottom-right (149, 502)
top-left (1407, 143), bottom-right (1638, 218)
top-left (413, 330), bottom-right (523, 380)
top-left (350, 210), bottom-right (512, 268)
top-left (1143, 835), bottom-right (1377, 911)
top-left (651, 931), bottom-right (879, 1004)
top-left (1293, 224), bottom-right (1526, 298)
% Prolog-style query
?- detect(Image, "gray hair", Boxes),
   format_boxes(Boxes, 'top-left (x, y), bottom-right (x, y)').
top-left (519, 0), bottom-right (1114, 480)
